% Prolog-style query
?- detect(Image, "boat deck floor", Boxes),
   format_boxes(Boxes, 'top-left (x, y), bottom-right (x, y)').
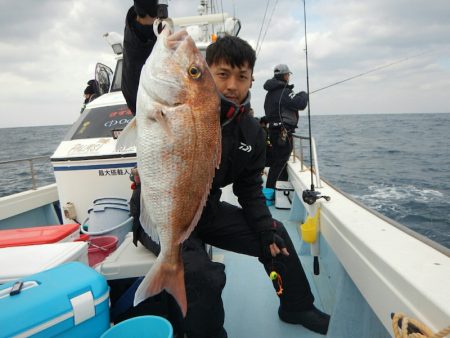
top-left (217, 205), bottom-right (326, 338)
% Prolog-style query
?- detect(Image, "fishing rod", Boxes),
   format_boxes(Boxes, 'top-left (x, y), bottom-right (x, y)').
top-left (310, 50), bottom-right (431, 94)
top-left (302, 0), bottom-right (313, 191)
top-left (301, 0), bottom-right (329, 205)
top-left (301, 0), bottom-right (330, 277)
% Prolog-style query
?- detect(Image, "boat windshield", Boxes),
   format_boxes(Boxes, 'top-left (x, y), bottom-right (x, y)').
top-left (67, 104), bottom-right (132, 140)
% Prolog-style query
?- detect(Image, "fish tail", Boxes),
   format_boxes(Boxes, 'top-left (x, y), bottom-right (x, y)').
top-left (133, 257), bottom-right (187, 317)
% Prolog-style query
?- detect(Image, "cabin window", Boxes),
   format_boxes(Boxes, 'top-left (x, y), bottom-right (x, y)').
top-left (110, 59), bottom-right (123, 92)
top-left (67, 104), bottom-right (132, 140)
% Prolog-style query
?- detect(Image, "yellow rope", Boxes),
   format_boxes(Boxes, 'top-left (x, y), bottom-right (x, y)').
top-left (392, 313), bottom-right (450, 338)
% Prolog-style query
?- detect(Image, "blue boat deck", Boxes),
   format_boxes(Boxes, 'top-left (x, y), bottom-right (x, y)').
top-left (217, 205), bottom-right (327, 338)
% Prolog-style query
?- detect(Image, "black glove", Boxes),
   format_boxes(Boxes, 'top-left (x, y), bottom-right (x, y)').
top-left (260, 229), bottom-right (287, 258)
top-left (134, 0), bottom-right (158, 18)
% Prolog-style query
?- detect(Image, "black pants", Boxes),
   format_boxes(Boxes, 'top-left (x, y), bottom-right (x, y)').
top-left (197, 201), bottom-right (314, 311)
top-left (138, 201), bottom-right (314, 337)
top-left (266, 127), bottom-right (293, 189)
top-left (137, 231), bottom-right (227, 338)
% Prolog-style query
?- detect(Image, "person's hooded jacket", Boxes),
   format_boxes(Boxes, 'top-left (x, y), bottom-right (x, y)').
top-left (122, 6), bottom-right (157, 115)
top-left (263, 78), bottom-right (308, 129)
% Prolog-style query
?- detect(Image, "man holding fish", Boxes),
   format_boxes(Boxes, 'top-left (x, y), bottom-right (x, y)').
top-left (120, 1), bottom-right (330, 336)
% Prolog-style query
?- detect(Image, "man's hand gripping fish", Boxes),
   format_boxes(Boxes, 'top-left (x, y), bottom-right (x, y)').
top-left (117, 27), bottom-right (221, 317)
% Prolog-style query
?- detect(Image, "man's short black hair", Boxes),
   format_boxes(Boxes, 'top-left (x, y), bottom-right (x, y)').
top-left (206, 35), bottom-right (256, 72)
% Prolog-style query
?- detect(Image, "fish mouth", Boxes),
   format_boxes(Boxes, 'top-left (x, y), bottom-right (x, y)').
top-left (164, 29), bottom-right (190, 51)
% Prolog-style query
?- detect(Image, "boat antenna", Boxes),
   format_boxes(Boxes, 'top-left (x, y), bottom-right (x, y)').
top-left (301, 0), bottom-right (330, 206)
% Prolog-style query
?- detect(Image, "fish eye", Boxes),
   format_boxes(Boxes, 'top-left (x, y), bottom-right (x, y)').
top-left (188, 65), bottom-right (202, 79)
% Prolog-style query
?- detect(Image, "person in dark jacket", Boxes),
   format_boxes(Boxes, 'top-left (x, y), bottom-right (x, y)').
top-left (259, 115), bottom-right (273, 167)
top-left (123, 3), bottom-right (329, 336)
top-left (122, 0), bottom-right (158, 115)
top-left (80, 79), bottom-right (99, 113)
top-left (263, 64), bottom-right (308, 189)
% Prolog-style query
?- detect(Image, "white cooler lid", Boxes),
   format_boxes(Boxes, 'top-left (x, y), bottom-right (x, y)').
top-left (275, 181), bottom-right (294, 190)
top-left (0, 241), bottom-right (88, 283)
top-left (96, 232), bottom-right (156, 280)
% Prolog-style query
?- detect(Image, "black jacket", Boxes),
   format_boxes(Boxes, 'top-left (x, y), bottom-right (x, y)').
top-left (122, 6), bottom-right (157, 115)
top-left (202, 95), bottom-right (272, 233)
top-left (122, 15), bottom-right (273, 234)
top-left (129, 184), bottom-right (141, 245)
top-left (263, 78), bottom-right (308, 129)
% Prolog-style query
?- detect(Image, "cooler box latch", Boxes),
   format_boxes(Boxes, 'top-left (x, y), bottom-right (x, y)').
top-left (70, 291), bottom-right (95, 325)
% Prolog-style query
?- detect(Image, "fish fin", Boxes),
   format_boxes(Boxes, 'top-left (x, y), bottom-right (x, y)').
top-left (134, 256), bottom-right (187, 317)
top-left (115, 117), bottom-right (137, 151)
top-left (140, 193), bottom-right (160, 244)
top-left (214, 125), bottom-right (222, 170)
top-left (155, 109), bottom-right (174, 142)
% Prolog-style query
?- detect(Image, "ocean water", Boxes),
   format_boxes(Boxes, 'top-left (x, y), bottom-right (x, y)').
top-left (0, 125), bottom-right (71, 197)
top-left (296, 112), bottom-right (450, 249)
top-left (0, 113), bottom-right (449, 249)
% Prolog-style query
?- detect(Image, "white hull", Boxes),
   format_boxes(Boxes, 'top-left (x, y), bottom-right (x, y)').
top-left (53, 154), bottom-right (135, 224)
top-left (287, 159), bottom-right (450, 333)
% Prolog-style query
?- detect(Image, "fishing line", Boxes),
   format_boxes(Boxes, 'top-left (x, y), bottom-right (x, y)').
top-left (256, 0), bottom-right (279, 57)
top-left (311, 50), bottom-right (431, 94)
top-left (255, 0), bottom-right (270, 54)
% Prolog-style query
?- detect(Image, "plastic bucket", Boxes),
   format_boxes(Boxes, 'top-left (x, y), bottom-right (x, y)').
top-left (262, 188), bottom-right (275, 206)
top-left (81, 203), bottom-right (132, 245)
top-left (87, 235), bottom-right (118, 266)
top-left (300, 222), bottom-right (317, 243)
top-left (81, 216), bottom-right (133, 246)
top-left (100, 315), bottom-right (173, 338)
top-left (93, 197), bottom-right (129, 206)
top-left (85, 204), bottom-right (130, 232)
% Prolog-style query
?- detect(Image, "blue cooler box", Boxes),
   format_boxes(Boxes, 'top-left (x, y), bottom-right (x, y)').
top-left (0, 262), bottom-right (110, 338)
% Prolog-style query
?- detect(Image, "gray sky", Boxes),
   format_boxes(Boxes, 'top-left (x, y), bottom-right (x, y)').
top-left (1, 0), bottom-right (449, 128)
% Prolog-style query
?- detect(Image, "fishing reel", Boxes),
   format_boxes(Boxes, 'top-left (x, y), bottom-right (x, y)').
top-left (302, 189), bottom-right (330, 205)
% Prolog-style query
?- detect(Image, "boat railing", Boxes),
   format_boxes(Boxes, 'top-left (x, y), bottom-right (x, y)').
top-left (0, 156), bottom-right (54, 196)
top-left (291, 133), bottom-right (322, 188)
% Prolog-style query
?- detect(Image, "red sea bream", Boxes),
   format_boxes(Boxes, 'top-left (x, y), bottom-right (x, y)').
top-left (117, 28), bottom-right (221, 316)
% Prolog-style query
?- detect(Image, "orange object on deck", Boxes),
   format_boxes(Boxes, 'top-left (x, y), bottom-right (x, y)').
top-left (0, 224), bottom-right (80, 248)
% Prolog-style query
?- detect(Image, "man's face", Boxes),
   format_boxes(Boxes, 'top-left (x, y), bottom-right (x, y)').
top-left (209, 60), bottom-right (253, 105)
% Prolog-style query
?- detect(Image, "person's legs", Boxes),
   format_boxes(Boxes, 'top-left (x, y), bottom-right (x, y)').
top-left (197, 202), bottom-right (314, 309)
top-left (182, 236), bottom-right (227, 338)
top-left (266, 128), bottom-right (292, 189)
top-left (137, 231), bottom-right (227, 338)
top-left (197, 201), bottom-right (330, 334)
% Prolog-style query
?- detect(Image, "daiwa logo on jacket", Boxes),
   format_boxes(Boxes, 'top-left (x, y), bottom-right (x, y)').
top-left (239, 142), bottom-right (252, 153)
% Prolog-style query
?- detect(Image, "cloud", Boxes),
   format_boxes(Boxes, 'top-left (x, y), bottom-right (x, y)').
top-left (0, 0), bottom-right (449, 127)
